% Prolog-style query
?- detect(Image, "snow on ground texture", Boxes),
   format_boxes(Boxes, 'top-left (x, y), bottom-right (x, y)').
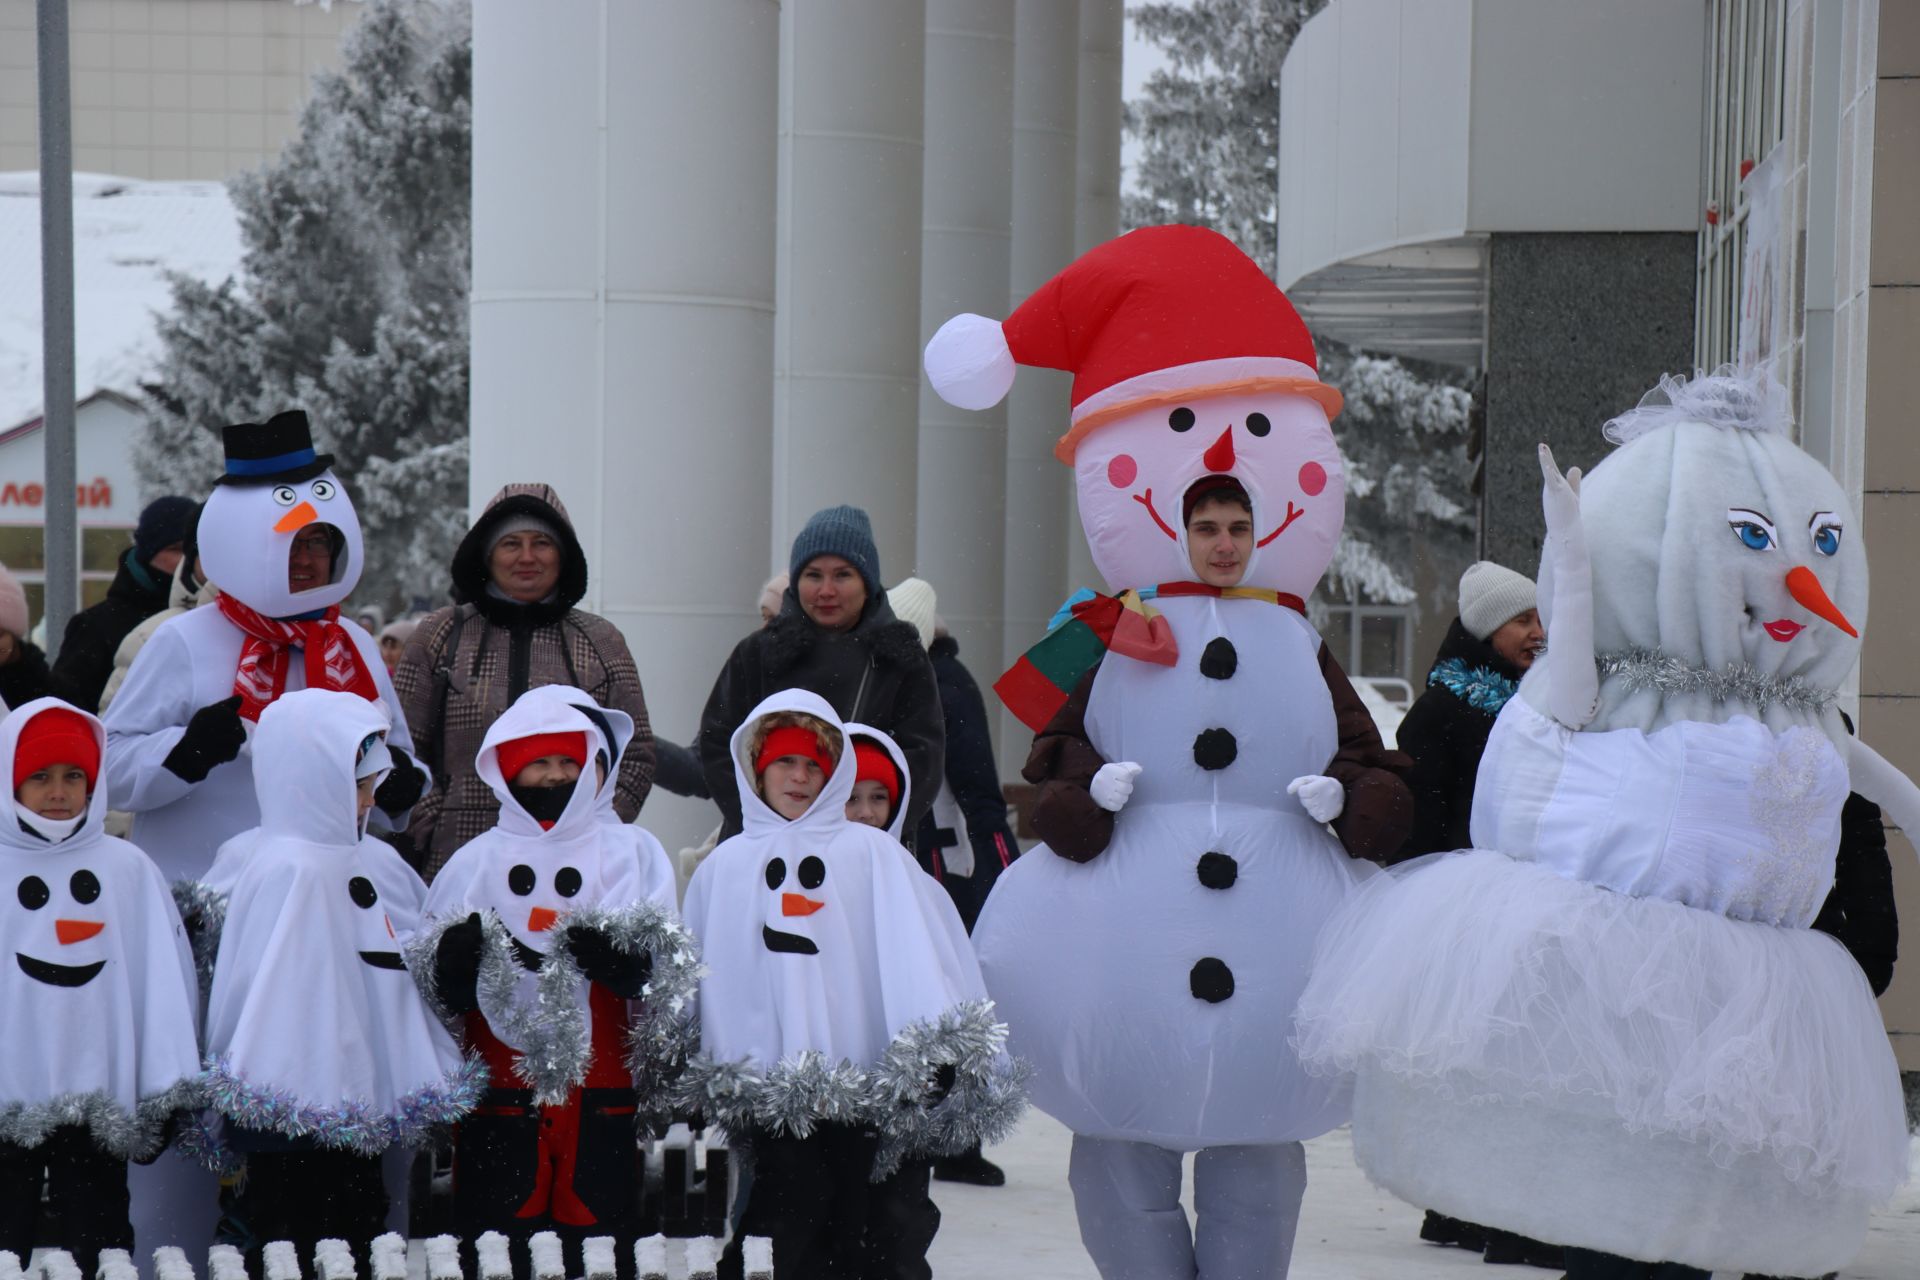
top-left (0, 172), bottom-right (242, 429)
top-left (930, 1112), bottom-right (1920, 1279)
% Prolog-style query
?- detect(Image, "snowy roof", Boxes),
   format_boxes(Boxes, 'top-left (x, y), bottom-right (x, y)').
top-left (0, 172), bottom-right (244, 433)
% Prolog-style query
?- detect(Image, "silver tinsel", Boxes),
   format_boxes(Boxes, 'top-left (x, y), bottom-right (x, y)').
top-left (169, 878), bottom-right (227, 997)
top-left (198, 1054), bottom-right (487, 1159)
top-left (0, 1079), bottom-right (204, 1161)
top-left (1596, 647), bottom-right (1836, 714)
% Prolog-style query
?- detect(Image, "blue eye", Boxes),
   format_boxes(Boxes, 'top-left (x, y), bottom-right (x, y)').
top-left (1732, 522), bottom-right (1774, 551)
top-left (1813, 525), bottom-right (1841, 556)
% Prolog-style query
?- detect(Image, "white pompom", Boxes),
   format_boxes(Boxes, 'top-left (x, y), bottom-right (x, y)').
top-left (924, 312), bottom-right (1016, 410)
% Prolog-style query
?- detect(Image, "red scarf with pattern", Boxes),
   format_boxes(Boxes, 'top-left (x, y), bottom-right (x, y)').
top-left (216, 594), bottom-right (380, 722)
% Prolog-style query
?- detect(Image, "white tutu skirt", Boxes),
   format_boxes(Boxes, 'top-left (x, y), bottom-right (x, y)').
top-left (1292, 849), bottom-right (1909, 1277)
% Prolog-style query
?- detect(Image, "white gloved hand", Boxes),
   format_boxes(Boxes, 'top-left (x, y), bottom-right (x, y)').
top-left (1287, 774), bottom-right (1345, 823)
top-left (1090, 761), bottom-right (1144, 813)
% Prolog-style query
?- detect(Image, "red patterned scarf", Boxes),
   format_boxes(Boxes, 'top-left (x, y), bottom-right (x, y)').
top-left (216, 594), bottom-right (381, 722)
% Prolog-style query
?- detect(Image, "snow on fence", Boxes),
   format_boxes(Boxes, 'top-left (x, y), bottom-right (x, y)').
top-left (0, 1234), bottom-right (773, 1280)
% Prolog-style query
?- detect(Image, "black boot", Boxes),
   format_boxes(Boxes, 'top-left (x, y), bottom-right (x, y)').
top-left (1420, 1211), bottom-right (1486, 1251)
top-left (932, 1145), bottom-right (1005, 1187)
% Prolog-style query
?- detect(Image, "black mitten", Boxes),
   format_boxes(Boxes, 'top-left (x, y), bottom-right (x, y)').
top-left (926, 1063), bottom-right (958, 1107)
top-left (374, 752), bottom-right (428, 815)
top-left (161, 696), bottom-right (246, 783)
top-left (434, 912), bottom-right (485, 1014)
top-left (565, 925), bottom-right (651, 998)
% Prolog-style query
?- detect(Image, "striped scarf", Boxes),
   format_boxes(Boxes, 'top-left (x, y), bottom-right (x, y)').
top-left (216, 594), bottom-right (380, 722)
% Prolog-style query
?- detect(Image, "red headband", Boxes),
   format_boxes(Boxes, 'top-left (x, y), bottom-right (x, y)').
top-left (496, 731), bottom-right (588, 784)
top-left (852, 740), bottom-right (901, 807)
top-left (755, 725), bottom-right (833, 778)
top-left (13, 708), bottom-right (100, 792)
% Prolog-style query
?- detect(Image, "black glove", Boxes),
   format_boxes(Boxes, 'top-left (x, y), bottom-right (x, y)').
top-left (131, 1112), bottom-right (182, 1166)
top-left (926, 1063), bottom-right (958, 1107)
top-left (434, 913), bottom-right (485, 1015)
top-left (374, 752), bottom-right (427, 815)
top-left (162, 695), bottom-right (246, 783)
top-left (565, 924), bottom-right (651, 998)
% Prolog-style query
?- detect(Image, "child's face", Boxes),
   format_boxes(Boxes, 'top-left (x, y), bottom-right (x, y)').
top-left (761, 755), bottom-right (825, 821)
top-left (513, 754), bottom-right (583, 788)
top-left (16, 765), bottom-right (88, 821)
top-left (356, 774), bottom-right (378, 823)
top-left (845, 779), bottom-right (892, 830)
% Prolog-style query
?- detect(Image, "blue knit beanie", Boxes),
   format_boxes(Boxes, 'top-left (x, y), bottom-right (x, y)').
top-left (789, 505), bottom-right (881, 595)
top-left (134, 495), bottom-right (197, 564)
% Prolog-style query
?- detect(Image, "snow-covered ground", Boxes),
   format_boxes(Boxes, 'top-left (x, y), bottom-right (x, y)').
top-left (0, 172), bottom-right (241, 429)
top-left (930, 1111), bottom-right (1920, 1279)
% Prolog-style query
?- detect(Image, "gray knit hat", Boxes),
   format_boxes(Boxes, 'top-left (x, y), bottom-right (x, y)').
top-left (789, 505), bottom-right (881, 595)
top-left (1459, 561), bottom-right (1538, 640)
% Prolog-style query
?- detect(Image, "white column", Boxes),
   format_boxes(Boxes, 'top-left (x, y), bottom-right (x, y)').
top-left (1001, 0), bottom-right (1080, 771)
top-left (919, 0), bottom-right (1016, 692)
top-left (773, 0), bottom-right (928, 573)
top-left (469, 0), bottom-right (780, 852)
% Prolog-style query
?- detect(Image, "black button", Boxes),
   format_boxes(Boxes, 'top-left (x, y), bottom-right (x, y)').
top-left (1199, 637), bottom-right (1237, 680)
top-left (1196, 852), bottom-right (1237, 890)
top-left (348, 876), bottom-right (378, 909)
top-left (1192, 728), bottom-right (1238, 770)
top-left (1190, 958), bottom-right (1234, 1003)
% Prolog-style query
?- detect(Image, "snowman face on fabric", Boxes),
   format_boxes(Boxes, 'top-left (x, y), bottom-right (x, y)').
top-left (1071, 390), bottom-right (1346, 595)
top-left (501, 859), bottom-right (586, 960)
top-left (12, 866), bottom-right (108, 987)
top-left (198, 469), bottom-right (364, 617)
top-left (760, 853), bottom-right (827, 955)
top-left (346, 871), bottom-right (406, 971)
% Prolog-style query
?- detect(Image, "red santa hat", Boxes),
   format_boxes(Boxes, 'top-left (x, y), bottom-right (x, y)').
top-left (923, 224), bottom-right (1343, 464)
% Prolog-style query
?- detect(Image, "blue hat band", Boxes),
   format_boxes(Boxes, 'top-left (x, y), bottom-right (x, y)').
top-left (226, 447), bottom-right (317, 477)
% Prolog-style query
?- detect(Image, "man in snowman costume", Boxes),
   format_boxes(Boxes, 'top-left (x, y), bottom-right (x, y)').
top-left (924, 225), bottom-right (1412, 1279)
top-left (105, 410), bottom-right (423, 884)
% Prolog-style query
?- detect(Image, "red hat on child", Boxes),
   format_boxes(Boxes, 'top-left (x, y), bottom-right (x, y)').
top-left (755, 726), bottom-right (834, 778)
top-left (496, 732), bottom-right (588, 784)
top-left (14, 708), bottom-right (100, 791)
top-left (851, 739), bottom-right (901, 808)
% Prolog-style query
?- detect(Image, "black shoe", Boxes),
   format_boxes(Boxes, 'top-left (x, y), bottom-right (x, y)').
top-left (1484, 1230), bottom-right (1563, 1268)
top-left (1421, 1212), bottom-right (1486, 1251)
top-left (933, 1150), bottom-right (1007, 1186)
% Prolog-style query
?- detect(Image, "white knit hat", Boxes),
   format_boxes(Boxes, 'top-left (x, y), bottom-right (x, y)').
top-left (887, 577), bottom-right (938, 651)
top-left (1459, 561), bottom-right (1537, 640)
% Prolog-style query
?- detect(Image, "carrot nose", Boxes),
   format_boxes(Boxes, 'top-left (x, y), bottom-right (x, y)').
top-left (1785, 565), bottom-right (1857, 637)
top-left (1202, 426), bottom-right (1234, 473)
top-left (782, 893), bottom-right (825, 918)
top-left (526, 906), bottom-right (559, 933)
top-left (274, 501), bottom-right (318, 534)
top-left (55, 919), bottom-right (103, 945)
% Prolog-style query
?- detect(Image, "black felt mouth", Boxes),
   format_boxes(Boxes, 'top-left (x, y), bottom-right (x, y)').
top-left (358, 950), bottom-right (406, 971)
top-left (17, 953), bottom-right (105, 987)
top-left (511, 938), bottom-right (545, 972)
top-left (762, 925), bottom-right (818, 956)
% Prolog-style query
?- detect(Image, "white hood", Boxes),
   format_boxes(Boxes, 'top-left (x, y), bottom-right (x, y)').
top-left (845, 721), bottom-right (912, 843)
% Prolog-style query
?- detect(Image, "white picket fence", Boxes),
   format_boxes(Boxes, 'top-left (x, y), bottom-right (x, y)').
top-left (0, 1232), bottom-right (773, 1280)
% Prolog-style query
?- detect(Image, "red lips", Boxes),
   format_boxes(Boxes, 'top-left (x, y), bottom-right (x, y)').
top-left (1763, 619), bottom-right (1804, 642)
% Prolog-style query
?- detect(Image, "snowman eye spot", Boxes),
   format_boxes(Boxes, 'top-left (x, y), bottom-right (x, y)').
top-left (798, 856), bottom-right (825, 890)
top-left (348, 876), bottom-right (378, 909)
top-left (69, 871), bottom-right (100, 905)
top-left (1246, 412), bottom-right (1272, 438)
top-left (1168, 407), bottom-right (1196, 433)
top-left (309, 479), bottom-right (336, 501)
top-left (508, 864), bottom-right (536, 896)
top-left (764, 858), bottom-right (787, 890)
top-left (272, 486), bottom-right (298, 507)
top-left (554, 866), bottom-right (582, 898)
top-left (17, 876), bottom-right (47, 911)
top-left (1810, 512), bottom-right (1842, 557)
top-left (1726, 508), bottom-right (1777, 552)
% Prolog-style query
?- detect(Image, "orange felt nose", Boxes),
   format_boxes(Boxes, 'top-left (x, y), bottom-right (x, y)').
top-left (1785, 565), bottom-right (1858, 638)
top-left (782, 893), bottom-right (825, 917)
top-left (527, 906), bottom-right (559, 933)
top-left (274, 501), bottom-right (318, 534)
top-left (1202, 427), bottom-right (1235, 473)
top-left (55, 919), bottom-right (103, 945)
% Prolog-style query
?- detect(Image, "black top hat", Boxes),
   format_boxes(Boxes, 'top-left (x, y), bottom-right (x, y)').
top-left (213, 409), bottom-right (336, 487)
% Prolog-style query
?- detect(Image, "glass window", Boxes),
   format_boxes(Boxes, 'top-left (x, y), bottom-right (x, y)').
top-left (0, 526), bottom-right (44, 573)
top-left (83, 527), bottom-right (131, 574)
top-left (1321, 610), bottom-right (1353, 671)
top-left (1360, 613), bottom-right (1404, 679)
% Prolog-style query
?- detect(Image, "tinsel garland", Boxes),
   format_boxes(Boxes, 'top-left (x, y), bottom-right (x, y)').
top-left (0, 1078), bottom-right (204, 1161)
top-left (676, 998), bottom-right (1029, 1181)
top-left (198, 1054), bottom-right (487, 1159)
top-left (170, 878), bottom-right (227, 996)
top-left (1429, 657), bottom-right (1517, 715)
top-left (1596, 647), bottom-right (1836, 714)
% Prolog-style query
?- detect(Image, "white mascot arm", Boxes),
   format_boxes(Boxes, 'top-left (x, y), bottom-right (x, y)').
top-left (1287, 775), bottom-right (1345, 823)
top-left (1539, 445), bottom-right (1599, 730)
top-left (1847, 738), bottom-right (1920, 858)
top-left (1090, 761), bottom-right (1143, 813)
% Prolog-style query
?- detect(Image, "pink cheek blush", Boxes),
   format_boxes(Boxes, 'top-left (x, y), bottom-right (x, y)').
top-left (1298, 461), bottom-right (1327, 497)
top-left (1108, 454), bottom-right (1138, 488)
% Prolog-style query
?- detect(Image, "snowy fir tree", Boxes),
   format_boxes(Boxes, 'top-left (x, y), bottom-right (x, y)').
top-left (140, 0), bottom-right (471, 613)
top-left (1125, 0), bottom-right (1476, 608)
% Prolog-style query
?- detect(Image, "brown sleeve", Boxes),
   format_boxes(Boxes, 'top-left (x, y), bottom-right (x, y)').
top-left (1021, 662), bottom-right (1114, 862)
top-left (1317, 642), bottom-right (1416, 863)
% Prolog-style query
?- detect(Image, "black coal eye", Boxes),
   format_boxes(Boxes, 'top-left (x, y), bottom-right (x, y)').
top-left (1246, 412), bottom-right (1271, 437)
top-left (69, 871), bottom-right (100, 905)
top-left (508, 864), bottom-right (536, 896)
top-left (798, 856), bottom-right (825, 890)
top-left (348, 876), bottom-right (378, 909)
top-left (17, 876), bottom-right (47, 910)
top-left (764, 857), bottom-right (787, 890)
top-left (1168, 406), bottom-right (1196, 432)
top-left (554, 867), bottom-right (582, 898)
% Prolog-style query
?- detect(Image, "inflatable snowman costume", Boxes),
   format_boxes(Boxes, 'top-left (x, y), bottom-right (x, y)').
top-left (1293, 369), bottom-right (1918, 1278)
top-left (924, 226), bottom-right (1412, 1280)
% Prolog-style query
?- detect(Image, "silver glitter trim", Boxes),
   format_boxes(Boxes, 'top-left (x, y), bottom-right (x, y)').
top-left (200, 1054), bottom-right (487, 1158)
top-left (0, 1078), bottom-right (205, 1161)
top-left (170, 878), bottom-right (226, 997)
top-left (1596, 647), bottom-right (1836, 714)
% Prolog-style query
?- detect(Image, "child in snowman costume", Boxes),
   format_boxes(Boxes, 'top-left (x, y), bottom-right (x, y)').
top-left (923, 224), bottom-right (1412, 1280)
top-left (1293, 367), bottom-right (1920, 1280)
top-left (680, 690), bottom-right (1024, 1280)
top-left (0, 699), bottom-right (201, 1276)
top-left (202, 688), bottom-right (478, 1261)
top-left (843, 727), bottom-right (905, 835)
top-left (412, 685), bottom-right (690, 1274)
